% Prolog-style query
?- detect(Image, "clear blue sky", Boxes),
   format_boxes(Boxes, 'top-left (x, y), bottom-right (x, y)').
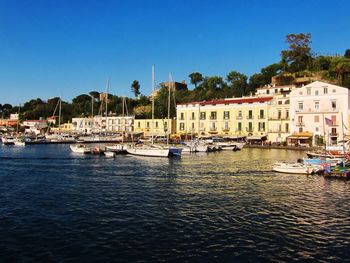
top-left (0, 0), bottom-right (349, 105)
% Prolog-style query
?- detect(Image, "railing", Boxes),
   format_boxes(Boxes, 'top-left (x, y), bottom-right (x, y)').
top-left (296, 122), bottom-right (305, 127)
top-left (222, 128), bottom-right (230, 132)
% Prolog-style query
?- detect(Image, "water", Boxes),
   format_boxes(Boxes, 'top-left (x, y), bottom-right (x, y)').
top-left (1, 145), bottom-right (350, 262)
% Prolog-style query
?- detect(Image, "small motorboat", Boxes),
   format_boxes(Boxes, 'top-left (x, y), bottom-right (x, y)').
top-left (104, 151), bottom-right (116, 158)
top-left (272, 161), bottom-right (320, 174)
top-left (70, 144), bottom-right (91, 154)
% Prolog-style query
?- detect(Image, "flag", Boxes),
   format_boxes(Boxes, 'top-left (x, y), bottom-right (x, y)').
top-left (325, 117), bottom-right (333, 126)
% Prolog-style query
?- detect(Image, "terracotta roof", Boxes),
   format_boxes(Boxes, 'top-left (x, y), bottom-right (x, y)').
top-left (177, 97), bottom-right (273, 106)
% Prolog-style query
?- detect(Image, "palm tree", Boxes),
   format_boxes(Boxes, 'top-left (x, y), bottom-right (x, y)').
top-left (131, 80), bottom-right (140, 98)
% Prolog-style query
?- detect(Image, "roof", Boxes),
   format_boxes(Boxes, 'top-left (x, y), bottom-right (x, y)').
top-left (177, 97), bottom-right (273, 106)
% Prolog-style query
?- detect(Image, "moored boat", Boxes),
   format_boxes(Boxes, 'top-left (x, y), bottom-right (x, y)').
top-left (70, 144), bottom-right (91, 154)
top-left (272, 161), bottom-right (320, 174)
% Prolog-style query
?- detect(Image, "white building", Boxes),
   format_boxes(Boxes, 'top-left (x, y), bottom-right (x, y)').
top-left (72, 116), bottom-right (134, 134)
top-left (290, 81), bottom-right (350, 146)
top-left (23, 120), bottom-right (48, 135)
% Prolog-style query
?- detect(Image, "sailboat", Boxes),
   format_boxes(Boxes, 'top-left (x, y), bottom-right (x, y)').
top-left (126, 65), bottom-right (170, 157)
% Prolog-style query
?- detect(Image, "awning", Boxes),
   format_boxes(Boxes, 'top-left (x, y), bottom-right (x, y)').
top-left (247, 135), bottom-right (267, 140)
top-left (288, 136), bottom-right (312, 140)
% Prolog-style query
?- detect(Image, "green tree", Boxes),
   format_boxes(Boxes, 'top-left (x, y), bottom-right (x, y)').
top-left (281, 33), bottom-right (313, 72)
top-left (131, 80), bottom-right (141, 98)
top-left (345, 49), bottom-right (350, 59)
top-left (2, 103), bottom-right (12, 118)
top-left (226, 71), bottom-right (248, 97)
top-left (189, 72), bottom-right (203, 88)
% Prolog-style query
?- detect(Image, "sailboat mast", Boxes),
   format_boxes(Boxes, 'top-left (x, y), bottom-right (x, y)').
top-left (167, 73), bottom-right (171, 145)
top-left (58, 98), bottom-right (62, 133)
top-left (152, 65), bottom-right (155, 144)
top-left (105, 79), bottom-right (109, 133)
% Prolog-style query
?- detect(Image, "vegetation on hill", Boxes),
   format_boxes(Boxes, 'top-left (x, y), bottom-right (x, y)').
top-left (1, 33), bottom-right (349, 121)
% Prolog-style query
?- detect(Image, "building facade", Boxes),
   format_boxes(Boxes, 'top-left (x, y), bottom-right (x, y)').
top-left (176, 97), bottom-right (272, 138)
top-left (133, 118), bottom-right (176, 138)
top-left (72, 116), bottom-right (134, 134)
top-left (290, 81), bottom-right (350, 146)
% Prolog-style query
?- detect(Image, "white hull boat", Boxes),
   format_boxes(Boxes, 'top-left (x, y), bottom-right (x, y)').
top-left (14, 139), bottom-right (25, 146)
top-left (70, 144), bottom-right (91, 154)
top-left (272, 161), bottom-right (319, 174)
top-left (126, 145), bottom-right (170, 158)
top-left (104, 151), bottom-right (116, 158)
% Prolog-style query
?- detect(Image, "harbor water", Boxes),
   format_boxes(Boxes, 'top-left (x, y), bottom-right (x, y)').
top-left (0, 145), bottom-right (350, 262)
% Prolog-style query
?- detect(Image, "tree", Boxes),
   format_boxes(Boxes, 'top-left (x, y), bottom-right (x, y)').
top-left (281, 33), bottom-right (313, 72)
top-left (89, 91), bottom-right (100, 100)
top-left (2, 103), bottom-right (13, 118)
top-left (345, 49), bottom-right (350, 59)
top-left (189, 72), bottom-right (203, 88)
top-left (131, 80), bottom-right (140, 98)
top-left (226, 71), bottom-right (248, 97)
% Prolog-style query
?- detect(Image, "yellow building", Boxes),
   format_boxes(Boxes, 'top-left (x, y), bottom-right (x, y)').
top-left (176, 97), bottom-right (272, 138)
top-left (133, 118), bottom-right (176, 138)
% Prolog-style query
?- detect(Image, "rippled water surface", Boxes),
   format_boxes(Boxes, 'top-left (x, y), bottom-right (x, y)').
top-left (1, 144), bottom-right (350, 262)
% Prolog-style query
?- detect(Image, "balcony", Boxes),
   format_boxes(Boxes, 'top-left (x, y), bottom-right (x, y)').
top-left (209, 127), bottom-right (217, 131)
top-left (246, 116), bottom-right (253, 120)
top-left (257, 115), bottom-right (265, 119)
top-left (222, 128), bottom-right (230, 132)
top-left (296, 122), bottom-right (305, 127)
top-left (329, 133), bottom-right (338, 137)
top-left (209, 116), bottom-right (217, 120)
top-left (199, 127), bottom-right (206, 131)
top-left (246, 128), bottom-right (254, 132)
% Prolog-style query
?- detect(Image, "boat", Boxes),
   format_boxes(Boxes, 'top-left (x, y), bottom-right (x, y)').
top-left (126, 144), bottom-right (170, 157)
top-left (272, 161), bottom-right (320, 174)
top-left (126, 66), bottom-right (172, 158)
top-left (105, 144), bottom-right (127, 154)
top-left (14, 138), bottom-right (26, 146)
top-left (70, 144), bottom-right (91, 154)
top-left (104, 151), bottom-right (116, 158)
top-left (2, 136), bottom-right (15, 145)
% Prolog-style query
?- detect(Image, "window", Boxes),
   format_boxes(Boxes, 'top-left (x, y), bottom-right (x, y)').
top-left (137, 122), bottom-right (141, 128)
top-left (266, 90), bottom-right (270, 94)
top-left (258, 122), bottom-right (265, 131)
top-left (315, 101), bottom-right (319, 111)
top-left (298, 102), bottom-right (303, 111)
top-left (331, 128), bottom-right (337, 135)
top-left (200, 112), bottom-right (206, 120)
top-left (278, 110), bottom-right (282, 119)
top-left (286, 110), bottom-right (289, 119)
top-left (180, 112), bottom-right (184, 120)
top-left (332, 89), bottom-right (336, 93)
top-left (331, 101), bottom-right (337, 110)
top-left (285, 123), bottom-right (289, 133)
top-left (210, 111), bottom-right (217, 120)
top-left (179, 122), bottom-right (185, 131)
top-left (278, 101), bottom-right (282, 105)
top-left (324, 87), bottom-right (328, 94)
top-left (191, 123), bottom-right (195, 130)
top-left (314, 116), bottom-right (319, 122)
top-left (237, 122), bottom-right (242, 131)
top-left (331, 115), bottom-right (337, 124)
top-left (224, 122), bottom-right (229, 130)
top-left (155, 121), bottom-right (158, 128)
top-left (248, 110), bottom-right (253, 119)
top-left (259, 109), bottom-right (264, 118)
top-left (191, 112), bottom-right (195, 120)
top-left (298, 116), bottom-right (303, 123)
top-left (248, 122), bottom-right (253, 132)
top-left (146, 122), bottom-right (150, 128)
top-left (223, 111), bottom-right (230, 120)
top-left (238, 110), bottom-right (242, 118)
top-left (307, 87), bottom-right (311, 95)
top-left (315, 90), bottom-right (319, 95)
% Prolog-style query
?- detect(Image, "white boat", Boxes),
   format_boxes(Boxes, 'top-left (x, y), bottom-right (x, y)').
top-left (126, 144), bottom-right (170, 158)
top-left (104, 151), bottom-right (116, 158)
top-left (2, 136), bottom-right (15, 145)
top-left (105, 144), bottom-right (127, 154)
top-left (272, 161), bottom-right (319, 174)
top-left (70, 144), bottom-right (91, 154)
top-left (14, 138), bottom-right (25, 146)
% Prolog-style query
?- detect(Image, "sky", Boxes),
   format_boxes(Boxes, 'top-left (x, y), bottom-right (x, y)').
top-left (0, 0), bottom-right (349, 105)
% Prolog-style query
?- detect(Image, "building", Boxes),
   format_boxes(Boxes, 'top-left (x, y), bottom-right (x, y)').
top-left (72, 116), bottom-right (134, 134)
top-left (133, 118), bottom-right (176, 138)
top-left (176, 97), bottom-right (272, 140)
top-left (23, 120), bottom-right (48, 135)
top-left (289, 81), bottom-right (350, 146)
top-left (256, 85), bottom-right (295, 143)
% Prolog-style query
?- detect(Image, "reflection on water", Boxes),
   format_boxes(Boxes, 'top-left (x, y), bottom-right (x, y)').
top-left (0, 145), bottom-right (350, 262)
